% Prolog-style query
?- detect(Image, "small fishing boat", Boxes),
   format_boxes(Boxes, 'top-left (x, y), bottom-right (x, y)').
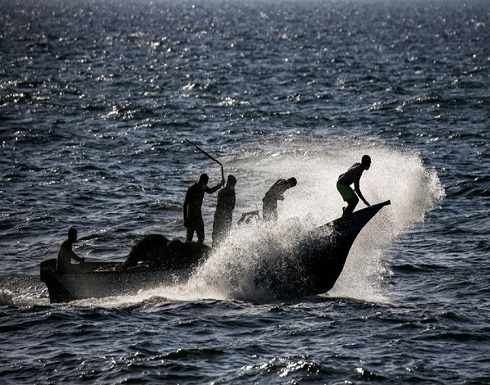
top-left (40, 201), bottom-right (390, 303)
top-left (40, 236), bottom-right (210, 303)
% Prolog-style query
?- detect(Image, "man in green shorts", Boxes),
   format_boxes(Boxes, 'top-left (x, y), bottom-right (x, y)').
top-left (336, 155), bottom-right (371, 216)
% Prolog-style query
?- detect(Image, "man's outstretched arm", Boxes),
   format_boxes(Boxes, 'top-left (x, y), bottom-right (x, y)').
top-left (354, 179), bottom-right (370, 206)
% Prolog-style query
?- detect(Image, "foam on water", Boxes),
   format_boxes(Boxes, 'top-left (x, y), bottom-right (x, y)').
top-left (102, 140), bottom-right (445, 306)
top-left (192, 141), bottom-right (444, 303)
top-left (0, 290), bottom-right (15, 306)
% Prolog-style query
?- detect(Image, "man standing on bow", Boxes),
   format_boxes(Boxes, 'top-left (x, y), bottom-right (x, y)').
top-left (336, 155), bottom-right (371, 216)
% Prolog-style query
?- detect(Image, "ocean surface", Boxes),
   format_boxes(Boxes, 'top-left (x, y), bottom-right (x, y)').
top-left (1, 0), bottom-right (489, 383)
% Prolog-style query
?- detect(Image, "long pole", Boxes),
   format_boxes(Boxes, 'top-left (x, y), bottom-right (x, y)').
top-left (185, 139), bottom-right (225, 181)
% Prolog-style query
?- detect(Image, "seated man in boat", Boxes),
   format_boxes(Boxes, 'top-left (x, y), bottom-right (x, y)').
top-left (57, 227), bottom-right (85, 272)
top-left (212, 174), bottom-right (237, 248)
top-left (336, 155), bottom-right (371, 216)
top-left (184, 173), bottom-right (225, 244)
top-left (262, 177), bottom-right (297, 222)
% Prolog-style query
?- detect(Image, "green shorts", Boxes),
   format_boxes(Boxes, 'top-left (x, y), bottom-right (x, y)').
top-left (337, 182), bottom-right (356, 202)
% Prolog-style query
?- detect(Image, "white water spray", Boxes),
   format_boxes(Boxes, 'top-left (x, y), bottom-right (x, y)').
top-left (96, 140), bottom-right (445, 306)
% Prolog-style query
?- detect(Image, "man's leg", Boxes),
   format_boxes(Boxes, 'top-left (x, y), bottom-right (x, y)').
top-left (263, 201), bottom-right (271, 221)
top-left (196, 218), bottom-right (205, 244)
top-left (343, 195), bottom-right (359, 216)
top-left (186, 226), bottom-right (194, 242)
top-left (338, 183), bottom-right (357, 216)
top-left (263, 198), bottom-right (277, 222)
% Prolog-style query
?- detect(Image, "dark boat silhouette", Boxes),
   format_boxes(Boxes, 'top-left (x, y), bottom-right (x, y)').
top-left (256, 200), bottom-right (391, 299)
top-left (40, 201), bottom-right (390, 303)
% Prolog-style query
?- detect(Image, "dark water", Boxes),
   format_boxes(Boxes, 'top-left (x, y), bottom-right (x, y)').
top-left (1, 0), bottom-right (489, 383)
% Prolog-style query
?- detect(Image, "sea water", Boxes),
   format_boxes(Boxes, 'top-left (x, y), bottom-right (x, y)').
top-left (0, 0), bottom-right (489, 383)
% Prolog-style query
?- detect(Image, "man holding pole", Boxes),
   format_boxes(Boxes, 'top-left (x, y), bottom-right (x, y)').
top-left (183, 173), bottom-right (224, 244)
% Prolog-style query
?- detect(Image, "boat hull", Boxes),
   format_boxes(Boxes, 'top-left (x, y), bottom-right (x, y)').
top-left (40, 259), bottom-right (195, 303)
top-left (40, 201), bottom-right (390, 303)
top-left (255, 201), bottom-right (391, 298)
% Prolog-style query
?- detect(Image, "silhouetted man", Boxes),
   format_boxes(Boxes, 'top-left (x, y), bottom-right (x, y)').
top-left (57, 227), bottom-right (85, 272)
top-left (336, 155), bottom-right (371, 216)
top-left (262, 177), bottom-right (297, 222)
top-left (184, 173), bottom-right (224, 243)
top-left (212, 175), bottom-right (237, 248)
